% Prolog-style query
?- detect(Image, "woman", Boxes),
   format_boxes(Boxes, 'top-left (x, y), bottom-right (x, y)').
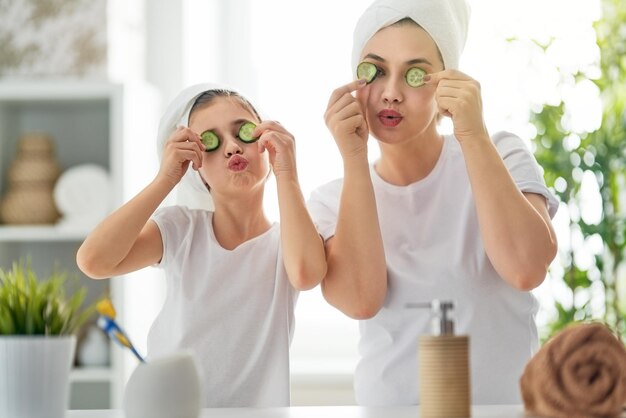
top-left (308, 0), bottom-right (558, 405)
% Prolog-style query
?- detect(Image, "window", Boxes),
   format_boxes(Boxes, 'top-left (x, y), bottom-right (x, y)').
top-left (184, 0), bottom-right (369, 375)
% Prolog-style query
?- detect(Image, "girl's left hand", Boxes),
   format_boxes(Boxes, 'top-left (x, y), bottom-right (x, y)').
top-left (425, 70), bottom-right (488, 143)
top-left (254, 121), bottom-right (297, 180)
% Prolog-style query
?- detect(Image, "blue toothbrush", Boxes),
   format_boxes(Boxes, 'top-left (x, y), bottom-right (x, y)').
top-left (96, 299), bottom-right (145, 363)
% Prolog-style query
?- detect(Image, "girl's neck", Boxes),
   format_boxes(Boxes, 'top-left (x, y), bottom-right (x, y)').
top-left (375, 131), bottom-right (444, 186)
top-left (211, 193), bottom-right (271, 250)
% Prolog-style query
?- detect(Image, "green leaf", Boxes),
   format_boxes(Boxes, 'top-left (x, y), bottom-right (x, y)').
top-left (529, 0), bottom-right (626, 342)
top-left (0, 259), bottom-right (96, 336)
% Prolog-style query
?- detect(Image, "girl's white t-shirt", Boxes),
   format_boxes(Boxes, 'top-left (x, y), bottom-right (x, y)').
top-left (307, 132), bottom-right (559, 406)
top-left (147, 206), bottom-right (298, 407)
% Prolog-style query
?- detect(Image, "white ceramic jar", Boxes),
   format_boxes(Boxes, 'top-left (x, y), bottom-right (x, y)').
top-left (124, 351), bottom-right (202, 418)
top-left (77, 326), bottom-right (110, 367)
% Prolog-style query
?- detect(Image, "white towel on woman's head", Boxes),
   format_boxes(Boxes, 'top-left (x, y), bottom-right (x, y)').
top-left (352, 0), bottom-right (470, 74)
top-left (155, 83), bottom-right (259, 211)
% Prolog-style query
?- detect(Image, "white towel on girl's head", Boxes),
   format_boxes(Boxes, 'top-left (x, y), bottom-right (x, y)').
top-left (156, 83), bottom-right (218, 211)
top-left (352, 0), bottom-right (471, 74)
top-left (155, 83), bottom-right (259, 211)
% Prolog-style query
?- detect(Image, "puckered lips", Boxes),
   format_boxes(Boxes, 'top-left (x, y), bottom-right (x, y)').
top-left (377, 109), bottom-right (403, 127)
top-left (228, 154), bottom-right (249, 171)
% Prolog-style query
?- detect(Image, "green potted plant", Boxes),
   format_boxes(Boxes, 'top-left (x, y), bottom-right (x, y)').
top-left (0, 260), bottom-right (95, 418)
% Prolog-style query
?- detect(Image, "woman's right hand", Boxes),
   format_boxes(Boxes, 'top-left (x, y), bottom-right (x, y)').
top-left (157, 127), bottom-right (205, 187)
top-left (324, 79), bottom-right (370, 160)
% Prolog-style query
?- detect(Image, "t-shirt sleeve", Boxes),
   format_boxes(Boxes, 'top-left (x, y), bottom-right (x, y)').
top-left (306, 180), bottom-right (342, 242)
top-left (151, 205), bottom-right (192, 268)
top-left (492, 131), bottom-right (559, 218)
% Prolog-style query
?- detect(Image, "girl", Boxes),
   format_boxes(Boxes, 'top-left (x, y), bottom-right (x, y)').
top-left (77, 83), bottom-right (326, 407)
top-left (308, 0), bottom-right (558, 405)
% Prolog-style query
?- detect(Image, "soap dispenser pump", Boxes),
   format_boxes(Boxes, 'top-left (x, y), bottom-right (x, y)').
top-left (407, 300), bottom-right (471, 418)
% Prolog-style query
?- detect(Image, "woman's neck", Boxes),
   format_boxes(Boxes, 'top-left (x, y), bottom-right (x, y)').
top-left (211, 192), bottom-right (271, 250)
top-left (375, 131), bottom-right (445, 186)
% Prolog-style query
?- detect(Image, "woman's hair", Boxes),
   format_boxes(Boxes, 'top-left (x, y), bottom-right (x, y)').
top-left (190, 89), bottom-right (262, 121)
top-left (391, 17), bottom-right (445, 70)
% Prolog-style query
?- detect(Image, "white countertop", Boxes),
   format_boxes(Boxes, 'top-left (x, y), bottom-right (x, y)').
top-left (68, 405), bottom-right (534, 417)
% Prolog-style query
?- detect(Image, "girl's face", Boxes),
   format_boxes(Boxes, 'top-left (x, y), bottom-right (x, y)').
top-left (357, 23), bottom-right (444, 144)
top-left (188, 97), bottom-right (269, 196)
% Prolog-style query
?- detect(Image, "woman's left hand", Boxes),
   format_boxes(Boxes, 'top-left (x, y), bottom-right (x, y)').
top-left (254, 121), bottom-right (298, 180)
top-left (425, 70), bottom-right (488, 143)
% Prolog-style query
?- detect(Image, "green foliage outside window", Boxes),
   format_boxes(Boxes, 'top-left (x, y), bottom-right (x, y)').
top-left (528, 0), bottom-right (626, 340)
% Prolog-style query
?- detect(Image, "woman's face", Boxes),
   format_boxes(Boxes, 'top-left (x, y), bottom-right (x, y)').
top-left (188, 97), bottom-right (269, 196)
top-left (357, 23), bottom-right (444, 144)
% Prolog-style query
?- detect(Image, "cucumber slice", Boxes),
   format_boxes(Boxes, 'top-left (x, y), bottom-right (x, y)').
top-left (200, 130), bottom-right (220, 151)
top-left (238, 121), bottom-right (258, 143)
top-left (405, 67), bottom-right (426, 87)
top-left (357, 62), bottom-right (379, 84)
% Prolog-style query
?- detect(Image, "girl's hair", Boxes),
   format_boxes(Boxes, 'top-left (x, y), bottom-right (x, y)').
top-left (391, 17), bottom-right (445, 70)
top-left (190, 89), bottom-right (262, 121)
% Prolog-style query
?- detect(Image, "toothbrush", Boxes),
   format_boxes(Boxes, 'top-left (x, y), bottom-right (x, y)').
top-left (96, 299), bottom-right (145, 363)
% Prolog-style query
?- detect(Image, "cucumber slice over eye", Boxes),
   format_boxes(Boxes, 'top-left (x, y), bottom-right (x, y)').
top-left (200, 130), bottom-right (220, 152)
top-left (357, 62), bottom-right (379, 84)
top-left (238, 121), bottom-right (258, 143)
top-left (405, 67), bottom-right (426, 87)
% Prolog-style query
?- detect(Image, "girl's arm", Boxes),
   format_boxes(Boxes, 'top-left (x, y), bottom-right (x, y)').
top-left (77, 127), bottom-right (205, 279)
top-left (428, 70), bottom-right (557, 291)
top-left (255, 121), bottom-right (327, 291)
top-left (318, 79), bottom-right (387, 319)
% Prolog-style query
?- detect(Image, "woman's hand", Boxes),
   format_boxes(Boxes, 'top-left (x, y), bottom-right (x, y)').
top-left (426, 70), bottom-right (488, 143)
top-left (158, 127), bottom-right (205, 187)
top-left (255, 121), bottom-right (298, 180)
top-left (324, 79), bottom-right (370, 160)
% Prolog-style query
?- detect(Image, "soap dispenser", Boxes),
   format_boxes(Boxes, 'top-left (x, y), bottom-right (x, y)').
top-left (407, 300), bottom-right (471, 418)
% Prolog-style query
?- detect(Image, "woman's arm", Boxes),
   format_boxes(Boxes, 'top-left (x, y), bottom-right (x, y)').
top-left (255, 121), bottom-right (327, 291)
top-left (319, 79), bottom-right (387, 319)
top-left (428, 70), bottom-right (557, 290)
top-left (460, 137), bottom-right (557, 290)
top-left (77, 127), bottom-right (205, 279)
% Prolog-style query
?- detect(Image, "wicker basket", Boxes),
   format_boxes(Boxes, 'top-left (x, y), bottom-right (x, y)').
top-left (8, 133), bottom-right (61, 184)
top-left (1, 187), bottom-right (60, 224)
top-left (0, 133), bottom-right (61, 224)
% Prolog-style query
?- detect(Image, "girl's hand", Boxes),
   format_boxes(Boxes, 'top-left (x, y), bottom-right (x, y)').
top-left (324, 79), bottom-right (370, 160)
top-left (157, 127), bottom-right (205, 187)
top-left (255, 121), bottom-right (298, 180)
top-left (426, 70), bottom-right (488, 143)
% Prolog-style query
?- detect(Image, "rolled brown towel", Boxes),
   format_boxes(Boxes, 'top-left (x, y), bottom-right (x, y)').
top-left (520, 322), bottom-right (626, 418)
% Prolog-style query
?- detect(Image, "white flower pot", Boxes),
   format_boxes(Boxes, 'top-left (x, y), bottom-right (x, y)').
top-left (0, 335), bottom-right (76, 418)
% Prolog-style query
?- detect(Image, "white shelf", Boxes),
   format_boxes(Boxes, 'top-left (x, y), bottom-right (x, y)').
top-left (70, 367), bottom-right (115, 383)
top-left (0, 80), bottom-right (127, 409)
top-left (0, 81), bottom-right (122, 101)
top-left (0, 225), bottom-right (89, 242)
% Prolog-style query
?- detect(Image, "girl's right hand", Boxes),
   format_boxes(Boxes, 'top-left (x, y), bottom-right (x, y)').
top-left (157, 127), bottom-right (205, 187)
top-left (324, 79), bottom-right (370, 161)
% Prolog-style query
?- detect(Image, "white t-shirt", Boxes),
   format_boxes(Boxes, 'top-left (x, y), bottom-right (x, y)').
top-left (307, 132), bottom-right (559, 406)
top-left (147, 206), bottom-right (298, 407)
